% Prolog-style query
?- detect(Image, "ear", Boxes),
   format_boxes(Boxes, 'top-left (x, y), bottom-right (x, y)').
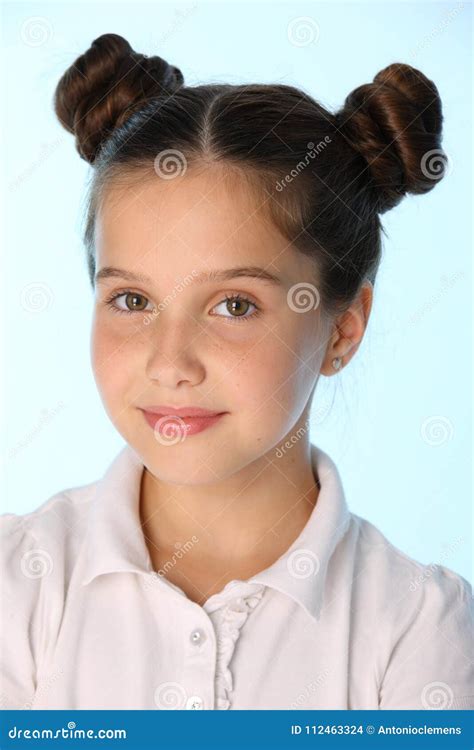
top-left (320, 281), bottom-right (373, 375)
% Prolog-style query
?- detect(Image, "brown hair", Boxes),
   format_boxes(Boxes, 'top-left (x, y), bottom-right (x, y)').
top-left (54, 33), bottom-right (446, 318)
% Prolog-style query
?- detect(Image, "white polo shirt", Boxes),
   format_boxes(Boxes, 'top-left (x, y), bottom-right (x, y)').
top-left (1, 443), bottom-right (472, 710)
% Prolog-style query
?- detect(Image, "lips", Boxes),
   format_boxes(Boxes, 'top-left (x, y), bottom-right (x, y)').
top-left (140, 407), bottom-right (227, 438)
top-left (140, 405), bottom-right (224, 418)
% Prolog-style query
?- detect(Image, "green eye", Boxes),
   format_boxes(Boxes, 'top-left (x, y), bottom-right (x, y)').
top-left (105, 291), bottom-right (153, 315)
top-left (104, 290), bottom-right (260, 323)
top-left (123, 293), bottom-right (149, 311)
top-left (212, 294), bottom-right (260, 323)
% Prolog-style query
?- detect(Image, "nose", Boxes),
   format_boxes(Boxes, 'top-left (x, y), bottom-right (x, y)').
top-left (145, 313), bottom-right (206, 389)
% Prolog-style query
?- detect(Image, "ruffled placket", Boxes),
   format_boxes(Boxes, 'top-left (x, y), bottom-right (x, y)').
top-left (205, 584), bottom-right (266, 710)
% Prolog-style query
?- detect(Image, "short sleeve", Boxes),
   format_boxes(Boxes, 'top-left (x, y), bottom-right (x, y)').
top-left (379, 564), bottom-right (474, 709)
top-left (0, 515), bottom-right (43, 709)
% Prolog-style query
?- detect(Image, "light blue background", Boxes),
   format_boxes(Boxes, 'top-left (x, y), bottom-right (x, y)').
top-left (1, 1), bottom-right (471, 583)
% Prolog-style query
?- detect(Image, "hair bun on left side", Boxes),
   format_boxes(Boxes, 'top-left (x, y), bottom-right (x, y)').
top-left (53, 33), bottom-right (184, 164)
top-left (335, 62), bottom-right (446, 214)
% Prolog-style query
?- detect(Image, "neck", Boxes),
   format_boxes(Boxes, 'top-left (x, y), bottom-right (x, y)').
top-left (139, 438), bottom-right (320, 579)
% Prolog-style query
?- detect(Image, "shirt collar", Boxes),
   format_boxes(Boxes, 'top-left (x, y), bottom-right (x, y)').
top-left (80, 443), bottom-right (352, 622)
top-left (80, 444), bottom-right (153, 586)
top-left (249, 445), bottom-right (352, 621)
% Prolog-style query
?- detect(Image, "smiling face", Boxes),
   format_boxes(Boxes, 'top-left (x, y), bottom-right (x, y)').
top-left (90, 165), bottom-right (332, 484)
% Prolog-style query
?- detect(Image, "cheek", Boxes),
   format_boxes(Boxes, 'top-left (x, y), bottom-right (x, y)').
top-left (228, 319), bottom-right (323, 427)
top-left (228, 332), bottom-right (312, 412)
top-left (90, 315), bottom-right (141, 402)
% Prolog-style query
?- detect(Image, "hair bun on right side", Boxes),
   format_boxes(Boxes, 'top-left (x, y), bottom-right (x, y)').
top-left (53, 33), bottom-right (184, 165)
top-left (335, 62), bottom-right (446, 214)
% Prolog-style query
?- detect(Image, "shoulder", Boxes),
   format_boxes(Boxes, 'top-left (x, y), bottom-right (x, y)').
top-left (0, 479), bottom-right (102, 708)
top-left (349, 512), bottom-right (472, 622)
top-left (1, 475), bottom-right (98, 528)
top-left (348, 513), bottom-right (473, 709)
top-left (0, 479), bottom-right (100, 617)
top-left (350, 511), bottom-right (471, 599)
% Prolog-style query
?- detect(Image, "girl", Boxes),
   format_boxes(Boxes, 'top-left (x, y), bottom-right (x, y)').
top-left (1, 33), bottom-right (472, 711)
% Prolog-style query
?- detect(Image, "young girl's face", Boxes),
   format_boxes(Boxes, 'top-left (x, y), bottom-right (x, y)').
top-left (91, 167), bottom-right (331, 484)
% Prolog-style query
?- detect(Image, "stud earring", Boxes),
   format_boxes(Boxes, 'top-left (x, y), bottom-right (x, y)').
top-left (332, 357), bottom-right (342, 371)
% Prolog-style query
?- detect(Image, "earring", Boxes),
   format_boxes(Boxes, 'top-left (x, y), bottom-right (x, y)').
top-left (332, 357), bottom-right (342, 371)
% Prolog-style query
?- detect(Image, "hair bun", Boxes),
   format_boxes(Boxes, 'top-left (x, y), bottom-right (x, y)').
top-left (54, 33), bottom-right (184, 164)
top-left (336, 63), bottom-right (446, 213)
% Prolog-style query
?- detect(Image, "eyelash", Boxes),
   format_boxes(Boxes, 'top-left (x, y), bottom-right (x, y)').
top-left (102, 289), bottom-right (261, 324)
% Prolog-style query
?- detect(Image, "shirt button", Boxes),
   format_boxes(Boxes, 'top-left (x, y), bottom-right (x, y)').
top-left (190, 628), bottom-right (206, 645)
top-left (186, 695), bottom-right (204, 710)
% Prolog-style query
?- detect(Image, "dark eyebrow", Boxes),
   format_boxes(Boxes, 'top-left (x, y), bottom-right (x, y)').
top-left (95, 265), bottom-right (283, 286)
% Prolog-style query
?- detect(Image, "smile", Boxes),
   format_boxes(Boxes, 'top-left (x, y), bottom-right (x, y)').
top-left (140, 409), bottom-right (227, 437)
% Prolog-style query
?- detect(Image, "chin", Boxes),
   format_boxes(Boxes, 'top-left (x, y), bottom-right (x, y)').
top-left (144, 456), bottom-right (230, 486)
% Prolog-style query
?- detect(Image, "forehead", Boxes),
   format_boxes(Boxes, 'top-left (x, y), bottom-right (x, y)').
top-left (94, 167), bottom-right (312, 285)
